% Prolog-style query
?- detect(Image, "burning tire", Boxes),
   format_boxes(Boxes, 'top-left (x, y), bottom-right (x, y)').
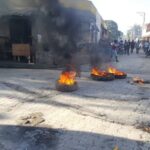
top-left (91, 74), bottom-right (115, 81)
top-left (56, 80), bottom-right (78, 92)
top-left (56, 69), bottom-right (78, 92)
top-left (114, 74), bottom-right (127, 79)
top-left (107, 67), bottom-right (127, 79)
top-left (91, 67), bottom-right (115, 81)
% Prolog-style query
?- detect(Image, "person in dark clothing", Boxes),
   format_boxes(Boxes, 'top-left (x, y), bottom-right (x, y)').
top-left (124, 40), bottom-right (127, 54)
top-left (124, 40), bottom-right (130, 55)
top-left (130, 40), bottom-right (135, 54)
top-left (128, 40), bottom-right (131, 55)
top-left (118, 40), bottom-right (124, 55)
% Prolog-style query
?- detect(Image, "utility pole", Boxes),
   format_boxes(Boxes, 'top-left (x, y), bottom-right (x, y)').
top-left (137, 12), bottom-right (146, 38)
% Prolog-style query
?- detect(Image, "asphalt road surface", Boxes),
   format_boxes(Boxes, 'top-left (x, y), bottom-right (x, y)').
top-left (0, 52), bottom-right (150, 150)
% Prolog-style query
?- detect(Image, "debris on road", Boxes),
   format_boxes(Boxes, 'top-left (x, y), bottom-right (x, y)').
top-left (17, 112), bottom-right (45, 126)
top-left (128, 77), bottom-right (150, 85)
top-left (137, 123), bottom-right (150, 133)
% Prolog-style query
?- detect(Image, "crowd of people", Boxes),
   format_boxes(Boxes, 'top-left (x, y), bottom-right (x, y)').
top-left (110, 39), bottom-right (150, 62)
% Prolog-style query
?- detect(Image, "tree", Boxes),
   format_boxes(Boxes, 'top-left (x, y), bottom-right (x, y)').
top-left (118, 30), bottom-right (124, 39)
top-left (105, 20), bottom-right (120, 40)
top-left (127, 25), bottom-right (142, 40)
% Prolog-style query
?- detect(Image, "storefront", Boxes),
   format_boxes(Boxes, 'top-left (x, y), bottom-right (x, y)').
top-left (142, 23), bottom-right (150, 41)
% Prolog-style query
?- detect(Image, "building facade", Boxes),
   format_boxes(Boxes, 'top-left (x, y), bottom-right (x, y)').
top-left (142, 23), bottom-right (150, 40)
top-left (0, 0), bottom-right (106, 67)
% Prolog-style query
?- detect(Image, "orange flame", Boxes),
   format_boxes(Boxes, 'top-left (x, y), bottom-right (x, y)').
top-left (133, 77), bottom-right (144, 84)
top-left (91, 67), bottom-right (108, 77)
top-left (58, 71), bottom-right (76, 85)
top-left (107, 67), bottom-right (125, 76)
top-left (113, 145), bottom-right (119, 150)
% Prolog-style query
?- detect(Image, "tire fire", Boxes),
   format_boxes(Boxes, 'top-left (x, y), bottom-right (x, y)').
top-left (91, 67), bottom-right (115, 81)
top-left (58, 71), bottom-right (76, 85)
top-left (107, 66), bottom-right (127, 79)
top-left (56, 70), bottom-right (78, 92)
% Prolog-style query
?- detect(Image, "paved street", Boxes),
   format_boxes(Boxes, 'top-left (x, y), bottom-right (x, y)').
top-left (0, 52), bottom-right (150, 150)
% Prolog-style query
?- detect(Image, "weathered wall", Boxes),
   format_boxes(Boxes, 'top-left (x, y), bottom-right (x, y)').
top-left (32, 0), bottom-right (98, 66)
top-left (0, 0), bottom-right (105, 67)
top-left (0, 18), bottom-right (10, 37)
top-left (59, 0), bottom-right (97, 15)
top-left (0, 0), bottom-right (38, 16)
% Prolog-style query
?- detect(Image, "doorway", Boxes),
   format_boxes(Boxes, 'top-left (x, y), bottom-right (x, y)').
top-left (9, 15), bottom-right (32, 44)
top-left (9, 15), bottom-right (32, 63)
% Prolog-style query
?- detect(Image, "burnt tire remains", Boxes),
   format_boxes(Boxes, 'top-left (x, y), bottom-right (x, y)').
top-left (91, 74), bottom-right (115, 81)
top-left (56, 81), bottom-right (78, 92)
top-left (114, 74), bottom-right (127, 79)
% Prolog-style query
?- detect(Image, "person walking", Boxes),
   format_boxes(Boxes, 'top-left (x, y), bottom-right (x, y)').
top-left (118, 40), bottom-right (124, 55)
top-left (130, 40), bottom-right (135, 54)
top-left (124, 40), bottom-right (128, 55)
top-left (111, 40), bottom-right (119, 62)
top-left (124, 40), bottom-right (130, 55)
top-left (143, 40), bottom-right (149, 54)
top-left (135, 40), bottom-right (140, 54)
